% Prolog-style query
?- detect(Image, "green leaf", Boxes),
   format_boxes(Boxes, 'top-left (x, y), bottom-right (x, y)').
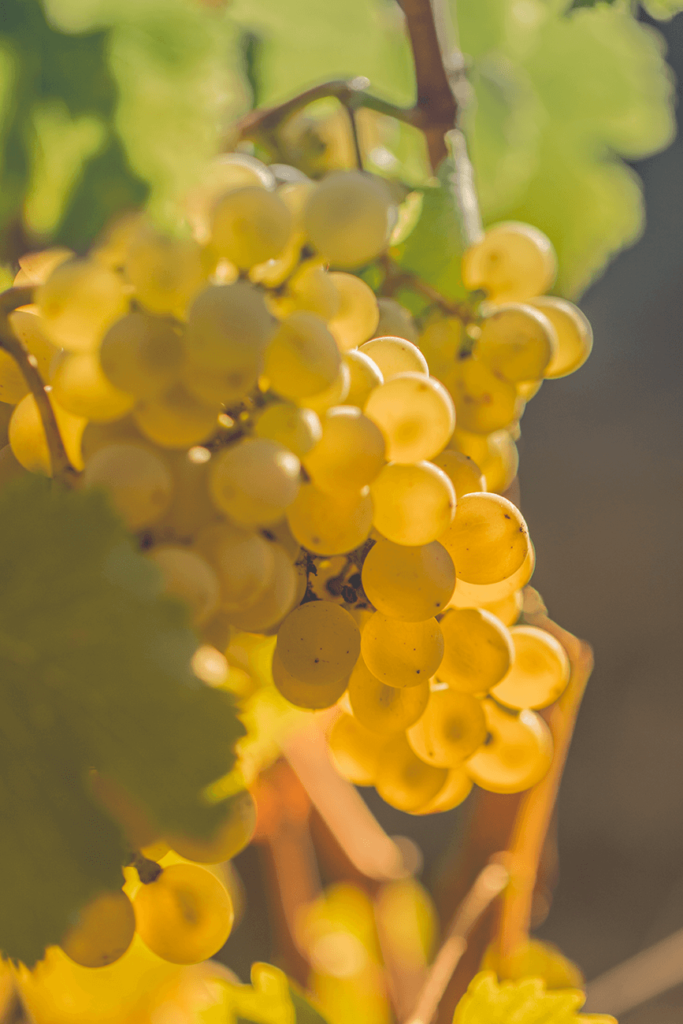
top-left (453, 972), bottom-right (616, 1024)
top-left (0, 475), bottom-right (243, 965)
top-left (219, 963), bottom-right (330, 1024)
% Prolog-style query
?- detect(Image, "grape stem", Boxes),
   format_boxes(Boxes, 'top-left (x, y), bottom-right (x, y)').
top-left (379, 255), bottom-right (473, 321)
top-left (131, 851), bottom-right (162, 885)
top-left (0, 287), bottom-right (78, 485)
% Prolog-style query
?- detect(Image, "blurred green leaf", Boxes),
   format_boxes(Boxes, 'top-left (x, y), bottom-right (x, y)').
top-left (454, 972), bottom-right (615, 1023)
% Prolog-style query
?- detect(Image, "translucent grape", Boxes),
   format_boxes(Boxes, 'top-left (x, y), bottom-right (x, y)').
top-left (449, 587), bottom-right (523, 627)
top-left (83, 443), bottom-right (174, 530)
top-left (7, 310), bottom-right (59, 383)
top-left (16, 246), bottom-right (73, 285)
top-left (374, 297), bottom-right (418, 344)
top-left (100, 313), bottom-right (185, 399)
top-left (361, 613), bottom-right (444, 688)
top-left (0, 349), bottom-right (30, 405)
top-left (226, 543), bottom-right (297, 632)
top-left (413, 767), bottom-right (472, 814)
top-left (449, 546), bottom-right (535, 607)
top-left (327, 713), bottom-right (382, 786)
top-left (135, 386), bottom-right (218, 449)
top-left (479, 430), bottom-right (519, 494)
top-left (60, 891), bottom-right (136, 968)
top-left (9, 393), bottom-right (85, 475)
top-left (38, 259), bottom-right (128, 352)
top-left (370, 461), bottom-right (455, 545)
top-left (364, 373), bottom-right (455, 463)
top-left (272, 648), bottom-right (348, 709)
top-left (375, 734), bottom-right (448, 812)
top-left (149, 449), bottom-right (218, 543)
top-left (148, 544), bottom-right (220, 626)
top-left (209, 186), bottom-right (292, 268)
top-left (286, 482), bottom-right (372, 555)
top-left (303, 170), bottom-right (394, 268)
top-left (208, 438), bottom-right (300, 525)
top-left (465, 700), bottom-right (553, 794)
top-left (279, 260), bottom-right (340, 321)
top-left (184, 283), bottom-right (275, 376)
top-left (439, 608), bottom-right (514, 694)
top-left (51, 353), bottom-right (135, 422)
top-left (303, 406), bottom-right (385, 494)
top-left (490, 625), bottom-right (570, 710)
top-left (361, 539), bottom-right (455, 622)
top-left (348, 657), bottom-right (429, 736)
top-left (461, 222), bottom-right (557, 304)
top-left (444, 356), bottom-right (521, 435)
top-left (264, 312), bottom-right (341, 400)
top-left (123, 226), bottom-right (207, 319)
top-left (302, 361), bottom-right (351, 414)
top-left (529, 296), bottom-right (593, 378)
top-left (418, 317), bottom-right (462, 380)
top-left (185, 153), bottom-right (275, 240)
top-left (432, 448), bottom-right (485, 500)
top-left (81, 416), bottom-right (144, 463)
top-left (359, 337), bottom-right (428, 380)
top-left (194, 521), bottom-right (274, 611)
top-left (277, 601), bottom-right (360, 685)
top-left (254, 401), bottom-right (322, 457)
top-left (326, 272), bottom-right (380, 352)
top-left (168, 790), bottom-right (256, 863)
top-left (440, 492), bottom-right (529, 585)
top-left (407, 688), bottom-right (487, 768)
top-left (476, 305), bottom-right (557, 383)
top-left (343, 349), bottom-right (383, 407)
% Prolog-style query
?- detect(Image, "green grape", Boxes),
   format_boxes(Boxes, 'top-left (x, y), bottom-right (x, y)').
top-left (276, 600), bottom-right (360, 685)
top-left (303, 170), bottom-right (395, 269)
top-left (272, 648), bottom-right (348, 709)
top-left (449, 546), bottom-right (535, 607)
top-left (490, 625), bottom-right (570, 710)
top-left (194, 520), bottom-right (275, 612)
top-left (465, 700), bottom-right (553, 794)
top-left (51, 353), bottom-right (135, 423)
top-left (264, 312), bottom-right (341, 400)
top-left (359, 336), bottom-right (428, 380)
top-left (38, 258), bottom-right (128, 352)
top-left (413, 766), bottom-right (472, 814)
top-left (475, 304), bottom-right (557, 383)
top-left (370, 461), bottom-right (455, 545)
top-left (83, 443), bottom-right (174, 530)
top-left (286, 482), bottom-right (372, 555)
top-left (0, 349), bottom-right (30, 405)
top-left (149, 447), bottom-right (218, 543)
top-left (209, 438), bottom-right (300, 525)
top-left (326, 272), bottom-right (380, 352)
top-left (418, 317), bottom-right (463, 380)
top-left (439, 608), bottom-right (514, 694)
top-left (361, 539), bottom-right (455, 622)
top-left (374, 297), bottom-right (418, 344)
top-left (440, 491), bottom-right (530, 586)
top-left (123, 226), bottom-right (207, 319)
top-left (147, 544), bottom-right (220, 626)
top-left (81, 416), bottom-right (146, 462)
top-left (444, 356), bottom-right (521, 435)
top-left (327, 713), bottom-right (382, 786)
top-left (134, 385), bottom-right (219, 449)
top-left (361, 613), bottom-right (444, 688)
top-left (375, 734), bottom-right (448, 812)
top-left (225, 543), bottom-right (297, 632)
top-left (303, 406), bottom-right (385, 494)
top-left (185, 153), bottom-right (276, 240)
top-left (529, 296), bottom-right (593, 378)
top-left (254, 401), bottom-right (322, 457)
top-left (407, 688), bottom-right (487, 767)
top-left (348, 657), bottom-right (429, 734)
top-left (301, 361), bottom-right (351, 414)
top-left (184, 283), bottom-right (276, 377)
top-left (9, 393), bottom-right (85, 475)
top-left (167, 789), bottom-right (256, 863)
top-left (99, 312), bottom-right (185, 400)
top-left (479, 430), bottom-right (519, 494)
top-left (461, 222), bottom-right (557, 304)
top-left (60, 891), bottom-right (136, 968)
top-left (364, 372), bottom-right (455, 463)
top-left (8, 310), bottom-right (59, 383)
top-left (278, 259), bottom-right (340, 321)
top-left (343, 349), bottom-right (383, 407)
top-left (133, 862), bottom-right (233, 965)
top-left (432, 448), bottom-right (485, 500)
top-left (209, 186), bottom-right (292, 268)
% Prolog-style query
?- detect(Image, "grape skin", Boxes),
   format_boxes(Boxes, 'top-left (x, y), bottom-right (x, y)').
top-left (276, 600), bottom-right (360, 685)
top-left (303, 170), bottom-right (394, 269)
top-left (370, 461), bottom-right (455, 546)
top-left (440, 491), bottom-right (529, 586)
top-left (208, 438), bottom-right (301, 526)
top-left (348, 657), bottom-right (429, 733)
top-left (302, 406), bottom-right (386, 495)
top-left (364, 372), bottom-right (455, 464)
top-left (407, 689), bottom-right (487, 768)
top-left (59, 891), bottom-right (136, 969)
top-left (272, 648), bottom-right (348, 709)
top-left (359, 337), bottom-right (428, 380)
top-left (438, 607), bottom-right (514, 694)
top-left (361, 539), bottom-right (455, 622)
top-left (490, 625), bottom-right (570, 710)
top-left (286, 482), bottom-right (373, 555)
top-left (83, 443), bottom-right (174, 531)
top-left (361, 613), bottom-right (444, 688)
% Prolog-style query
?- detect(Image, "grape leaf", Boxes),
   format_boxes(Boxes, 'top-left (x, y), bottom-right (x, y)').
top-left (0, 475), bottom-right (243, 966)
top-left (221, 963), bottom-right (330, 1023)
top-left (453, 972), bottom-right (616, 1024)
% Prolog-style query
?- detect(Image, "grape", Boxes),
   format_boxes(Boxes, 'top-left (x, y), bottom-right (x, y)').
top-left (413, 767), bottom-right (472, 814)
top-left (147, 545), bottom-right (220, 626)
top-left (149, 448), bottom-right (218, 543)
top-left (348, 657), bottom-right (429, 734)
top-left (167, 790), bottom-right (256, 863)
top-left (81, 416), bottom-right (145, 462)
top-left (461, 222), bottom-right (557, 303)
top-left (301, 361), bottom-right (351, 414)
top-left (264, 312), bottom-right (341, 400)
top-left (133, 862), bottom-right (233, 964)
top-left (418, 317), bottom-right (463, 380)
top-left (476, 305), bottom-right (557, 383)
top-left (438, 608), bottom-right (514, 694)
top-left (38, 259), bottom-right (128, 352)
top-left (59, 890), bottom-right (136, 968)
top-left (326, 272), bottom-right (380, 352)
top-left (450, 546), bottom-right (535, 607)
top-left (440, 492), bottom-right (529, 585)
top-left (253, 402), bottom-right (322, 457)
top-left (184, 283), bottom-right (276, 375)
top-left (286, 482), bottom-right (373, 555)
top-left (100, 313), bottom-right (185, 400)
top-left (444, 356), bottom-right (521, 435)
top-left (449, 587), bottom-right (523, 627)
top-left (490, 625), bottom-right (570, 710)
top-left (0, 349), bottom-right (30, 405)
top-left (226, 543), bottom-right (297, 632)
top-left (303, 170), bottom-right (394, 268)
top-left (529, 296), bottom-right (593, 378)
top-left (16, 246), bottom-right (73, 284)
top-left (303, 406), bottom-right (385, 494)
top-left (9, 393), bottom-right (85, 475)
top-left (209, 438), bottom-right (300, 526)
top-left (209, 186), bottom-right (292, 268)
top-left (361, 613), bottom-right (444, 688)
top-left (264, 516), bottom-right (301, 561)
top-left (407, 688), bottom-right (487, 768)
top-left (479, 430), bottom-right (519, 494)
top-left (375, 734), bottom-right (448, 812)
top-left (277, 601), bottom-right (360, 685)
top-left (272, 648), bottom-right (348, 709)
top-left (343, 349), bottom-right (383, 407)
top-left (327, 713), bottom-right (382, 786)
top-left (185, 152), bottom-right (275, 240)
top-left (432, 448), bottom-right (485, 500)
top-left (361, 539), bottom-right (455, 622)
top-left (465, 700), bottom-right (553, 794)
top-left (194, 520), bottom-right (275, 611)
top-left (51, 353), bottom-right (135, 423)
top-left (123, 226), bottom-right (207, 319)
top-left (374, 297), bottom-right (418, 344)
top-left (370, 461), bottom-right (455, 545)
top-left (359, 337), bottom-right (428, 380)
top-left (135, 385), bottom-right (219, 449)
top-left (364, 373), bottom-right (455, 463)
top-left (280, 260), bottom-right (340, 321)
top-left (8, 310), bottom-right (59, 383)
top-left (83, 443), bottom-right (174, 530)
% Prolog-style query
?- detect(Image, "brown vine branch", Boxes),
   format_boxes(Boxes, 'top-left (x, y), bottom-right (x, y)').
top-left (380, 255), bottom-right (473, 320)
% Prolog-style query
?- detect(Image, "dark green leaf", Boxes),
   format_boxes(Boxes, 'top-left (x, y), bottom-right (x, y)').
top-left (289, 983), bottom-right (330, 1023)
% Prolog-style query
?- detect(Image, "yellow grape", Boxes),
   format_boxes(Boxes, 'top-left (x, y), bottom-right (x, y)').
top-left (265, 312), bottom-right (341, 400)
top-left (81, 416), bottom-right (144, 462)
top-left (286, 482), bottom-right (372, 555)
top-left (16, 246), bottom-right (73, 284)
top-left (147, 544), bottom-right (220, 626)
top-left (361, 612), bottom-right (444, 688)
top-left (440, 492), bottom-right (530, 585)
top-left (432, 448), bottom-right (485, 500)
top-left (253, 234), bottom-right (302, 291)
top-left (134, 385), bottom-right (219, 449)
top-left (185, 152), bottom-right (275, 239)
top-left (374, 297), bottom-right (418, 344)
top-left (100, 312), bottom-right (185, 400)
top-left (209, 438), bottom-right (300, 526)
top-left (60, 890), bottom-right (136, 968)
top-left (149, 447), bottom-right (218, 543)
top-left (444, 356), bottom-right (521, 435)
top-left (529, 296), bottom-right (593, 378)
top-left (123, 226), bottom-right (207, 319)
top-left (184, 282), bottom-right (275, 375)
top-left (301, 360), bottom-right (351, 415)
top-left (83, 443), bottom-right (173, 530)
top-left (303, 406), bottom-right (385, 494)
top-left (343, 349), bottom-right (383, 407)
top-left (449, 427), bottom-right (491, 466)
top-left (277, 600), bottom-right (360, 685)
top-left (450, 545), bottom-right (535, 607)
top-left (359, 336), bottom-right (428, 380)
top-left (254, 401), bottom-right (322, 457)
top-left (168, 790), bottom-right (256, 863)
top-left (90, 211), bottom-right (145, 271)
top-left (272, 648), bottom-right (348, 709)
top-left (0, 349), bottom-right (30, 405)
top-left (418, 317), bottom-right (463, 380)
top-left (51, 353), bottom-right (135, 422)
top-left (370, 461), bottom-right (455, 545)
top-left (375, 734), bottom-right (448, 812)
top-left (277, 260), bottom-right (340, 321)
top-left (133, 862), bottom-right (233, 964)
top-left (364, 372), bottom-right (455, 463)
top-left (479, 430), bottom-right (519, 494)
top-left (361, 539), bottom-right (455, 622)
top-left (9, 393), bottom-right (85, 474)
top-left (303, 170), bottom-right (395, 268)
top-left (348, 656), bottom-right (429, 733)
top-left (264, 516), bottom-right (301, 561)
top-left (327, 713), bottom-right (382, 785)
top-left (326, 272), bottom-right (380, 352)
top-left (439, 608), bottom-right (514, 694)
top-left (465, 699), bottom-right (553, 793)
top-left (490, 625), bottom-right (570, 710)
top-left (209, 186), bottom-right (292, 268)
top-left (226, 543), bottom-right (297, 632)
top-left (449, 586), bottom-right (523, 626)
top-left (413, 766), bottom-right (473, 814)
top-left (461, 222), bottom-right (557, 303)
top-left (38, 258), bottom-right (128, 352)
top-left (476, 305), bottom-right (557, 383)
top-left (407, 688), bottom-right (487, 768)
top-left (8, 310), bottom-right (59, 382)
